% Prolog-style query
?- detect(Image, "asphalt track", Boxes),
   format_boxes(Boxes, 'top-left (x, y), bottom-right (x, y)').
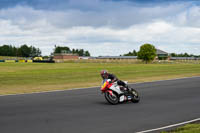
top-left (0, 77), bottom-right (200, 133)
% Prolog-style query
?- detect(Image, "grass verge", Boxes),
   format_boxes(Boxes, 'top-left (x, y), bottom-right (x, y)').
top-left (0, 62), bottom-right (200, 95)
top-left (161, 123), bottom-right (200, 133)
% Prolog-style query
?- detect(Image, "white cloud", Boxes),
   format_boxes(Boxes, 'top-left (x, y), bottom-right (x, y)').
top-left (0, 3), bottom-right (200, 56)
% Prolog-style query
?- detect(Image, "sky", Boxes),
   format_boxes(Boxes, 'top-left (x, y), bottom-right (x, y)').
top-left (0, 0), bottom-right (200, 56)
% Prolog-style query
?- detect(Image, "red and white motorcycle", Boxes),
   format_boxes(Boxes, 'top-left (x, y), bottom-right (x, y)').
top-left (101, 79), bottom-right (140, 105)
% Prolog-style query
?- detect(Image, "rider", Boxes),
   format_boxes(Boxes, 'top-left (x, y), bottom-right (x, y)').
top-left (100, 70), bottom-right (129, 91)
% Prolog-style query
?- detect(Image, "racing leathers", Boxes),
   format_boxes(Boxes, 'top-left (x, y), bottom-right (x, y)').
top-left (102, 73), bottom-right (129, 90)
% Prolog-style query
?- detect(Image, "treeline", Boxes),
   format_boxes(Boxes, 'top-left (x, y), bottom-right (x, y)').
top-left (123, 50), bottom-right (200, 57)
top-left (123, 50), bottom-right (137, 56)
top-left (54, 46), bottom-right (90, 56)
top-left (0, 45), bottom-right (91, 57)
top-left (170, 53), bottom-right (200, 57)
top-left (0, 45), bottom-right (41, 57)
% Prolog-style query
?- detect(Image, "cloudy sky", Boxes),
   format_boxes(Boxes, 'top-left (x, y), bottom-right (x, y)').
top-left (0, 0), bottom-right (200, 56)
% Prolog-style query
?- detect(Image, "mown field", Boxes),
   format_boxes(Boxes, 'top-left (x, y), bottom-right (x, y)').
top-left (0, 62), bottom-right (200, 95)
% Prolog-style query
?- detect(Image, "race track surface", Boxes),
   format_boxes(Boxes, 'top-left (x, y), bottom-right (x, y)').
top-left (0, 77), bottom-right (200, 133)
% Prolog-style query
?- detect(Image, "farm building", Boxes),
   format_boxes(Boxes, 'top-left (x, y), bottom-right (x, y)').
top-left (156, 49), bottom-right (169, 60)
top-left (170, 57), bottom-right (200, 60)
top-left (79, 56), bottom-right (91, 59)
top-left (96, 49), bottom-right (168, 60)
top-left (96, 56), bottom-right (138, 60)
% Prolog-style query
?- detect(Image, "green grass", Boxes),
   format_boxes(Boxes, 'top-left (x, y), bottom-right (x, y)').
top-left (0, 56), bottom-right (26, 60)
top-left (161, 123), bottom-right (200, 133)
top-left (0, 62), bottom-right (200, 95)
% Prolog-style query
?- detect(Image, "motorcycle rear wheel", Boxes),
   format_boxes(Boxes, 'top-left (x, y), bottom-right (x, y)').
top-left (105, 92), bottom-right (119, 105)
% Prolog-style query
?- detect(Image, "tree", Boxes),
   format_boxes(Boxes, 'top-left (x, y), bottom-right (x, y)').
top-left (0, 45), bottom-right (18, 56)
top-left (133, 50), bottom-right (137, 56)
top-left (85, 51), bottom-right (90, 56)
top-left (30, 46), bottom-right (41, 57)
top-left (78, 49), bottom-right (84, 56)
top-left (54, 46), bottom-right (71, 54)
top-left (138, 44), bottom-right (156, 64)
top-left (20, 44), bottom-right (31, 57)
top-left (0, 44), bottom-right (42, 57)
top-left (0, 45), bottom-right (10, 56)
top-left (170, 53), bottom-right (176, 57)
top-left (124, 49), bottom-right (137, 56)
top-left (72, 49), bottom-right (76, 54)
top-left (13, 46), bottom-right (18, 56)
top-left (53, 46), bottom-right (91, 56)
top-left (170, 52), bottom-right (196, 57)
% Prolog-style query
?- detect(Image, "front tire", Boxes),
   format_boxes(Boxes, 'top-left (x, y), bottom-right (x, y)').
top-left (105, 91), bottom-right (119, 105)
top-left (131, 88), bottom-right (140, 103)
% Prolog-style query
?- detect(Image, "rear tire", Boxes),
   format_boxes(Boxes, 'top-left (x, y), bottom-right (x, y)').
top-left (105, 91), bottom-right (119, 105)
top-left (131, 88), bottom-right (140, 103)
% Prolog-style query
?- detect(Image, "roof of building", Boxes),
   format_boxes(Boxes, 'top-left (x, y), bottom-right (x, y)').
top-left (156, 49), bottom-right (168, 55)
top-left (170, 57), bottom-right (199, 60)
top-left (96, 56), bottom-right (137, 59)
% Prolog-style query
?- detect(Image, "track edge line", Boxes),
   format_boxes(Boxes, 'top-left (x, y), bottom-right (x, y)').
top-left (136, 118), bottom-right (200, 133)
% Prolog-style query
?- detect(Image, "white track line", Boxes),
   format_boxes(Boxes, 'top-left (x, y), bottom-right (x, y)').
top-left (0, 76), bottom-right (200, 97)
top-left (136, 118), bottom-right (200, 133)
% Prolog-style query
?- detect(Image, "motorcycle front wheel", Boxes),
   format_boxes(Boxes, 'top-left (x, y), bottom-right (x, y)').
top-left (105, 92), bottom-right (119, 105)
top-left (131, 88), bottom-right (140, 103)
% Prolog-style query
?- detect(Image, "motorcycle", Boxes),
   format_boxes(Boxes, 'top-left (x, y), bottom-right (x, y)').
top-left (101, 79), bottom-right (140, 105)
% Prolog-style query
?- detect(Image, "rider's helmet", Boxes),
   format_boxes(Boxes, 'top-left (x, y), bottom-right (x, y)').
top-left (100, 70), bottom-right (108, 79)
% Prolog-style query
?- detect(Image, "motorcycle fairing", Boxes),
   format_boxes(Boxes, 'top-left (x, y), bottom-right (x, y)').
top-left (101, 80), bottom-right (113, 92)
top-left (109, 82), bottom-right (124, 95)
